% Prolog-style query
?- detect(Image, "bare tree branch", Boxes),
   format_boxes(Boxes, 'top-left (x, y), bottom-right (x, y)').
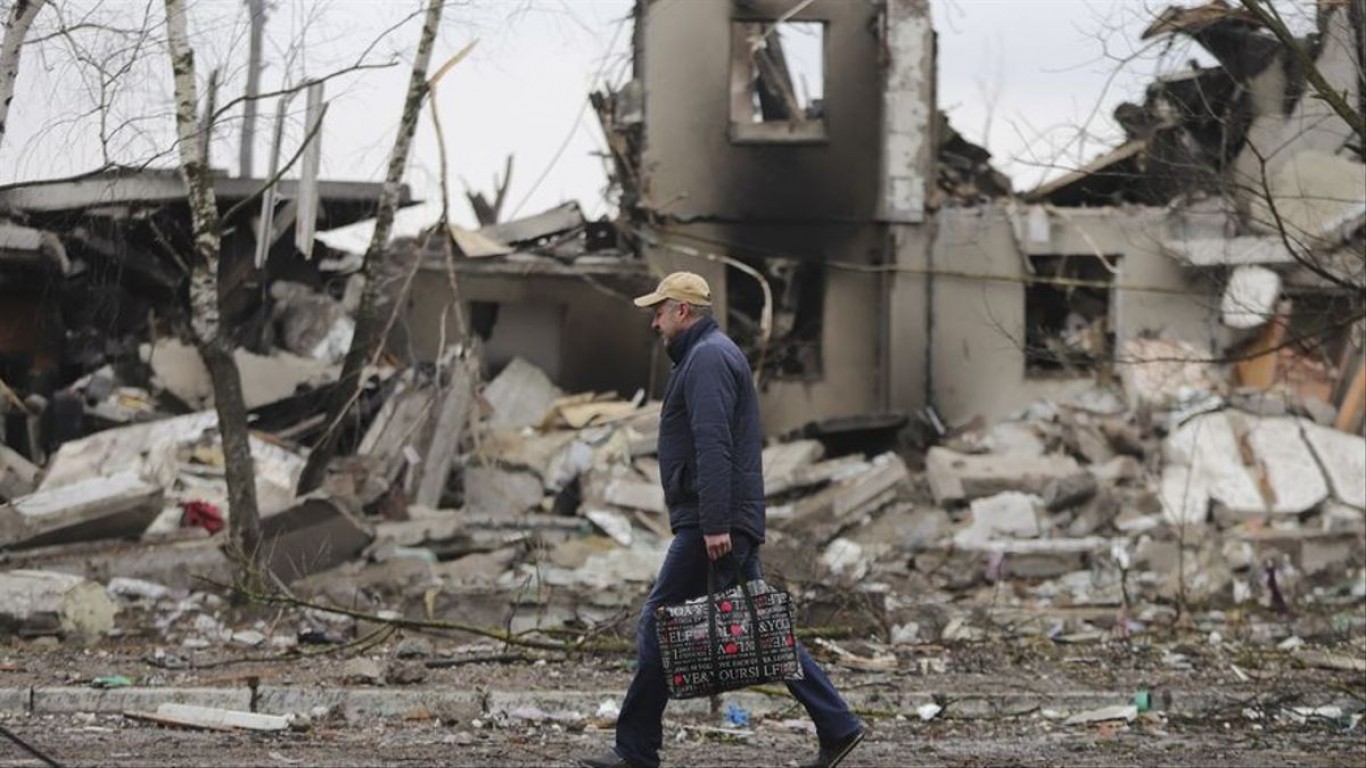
top-left (209, 60), bottom-right (398, 127)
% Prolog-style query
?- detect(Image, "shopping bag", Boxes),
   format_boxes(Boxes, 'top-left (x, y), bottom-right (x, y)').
top-left (655, 563), bottom-right (804, 699)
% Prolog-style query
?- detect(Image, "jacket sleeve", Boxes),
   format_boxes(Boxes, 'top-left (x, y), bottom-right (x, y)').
top-left (684, 345), bottom-right (738, 535)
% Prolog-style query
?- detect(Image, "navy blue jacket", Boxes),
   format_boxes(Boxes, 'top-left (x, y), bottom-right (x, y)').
top-left (657, 316), bottom-right (766, 542)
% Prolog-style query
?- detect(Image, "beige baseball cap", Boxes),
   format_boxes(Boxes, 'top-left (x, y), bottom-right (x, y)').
top-left (632, 271), bottom-right (712, 307)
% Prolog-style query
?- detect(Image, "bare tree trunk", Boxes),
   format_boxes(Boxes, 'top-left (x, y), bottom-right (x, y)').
top-left (165, 0), bottom-right (262, 566)
top-left (297, 0), bottom-right (445, 493)
top-left (0, 0), bottom-right (48, 151)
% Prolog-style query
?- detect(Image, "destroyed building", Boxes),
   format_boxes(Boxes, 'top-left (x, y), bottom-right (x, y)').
top-left (379, 0), bottom-right (1365, 437)
top-left (0, 169), bottom-right (401, 455)
top-left (583, 0), bottom-right (1365, 432)
top-left (596, 0), bottom-right (939, 434)
top-left (0, 1), bottom-right (1362, 744)
top-left (1006, 0), bottom-right (1365, 428)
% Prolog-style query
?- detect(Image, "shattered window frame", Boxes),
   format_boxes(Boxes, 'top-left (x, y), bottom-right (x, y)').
top-left (728, 19), bottom-right (829, 144)
top-left (1023, 254), bottom-right (1120, 378)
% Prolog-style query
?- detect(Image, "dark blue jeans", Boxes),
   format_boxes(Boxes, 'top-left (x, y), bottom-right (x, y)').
top-left (614, 528), bottom-right (861, 768)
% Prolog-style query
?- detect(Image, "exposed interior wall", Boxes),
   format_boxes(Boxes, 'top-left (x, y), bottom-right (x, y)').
top-left (643, 236), bottom-right (884, 436)
top-left (404, 268), bottom-right (658, 397)
top-left (930, 206), bottom-right (1226, 424)
top-left (757, 264), bottom-right (881, 435)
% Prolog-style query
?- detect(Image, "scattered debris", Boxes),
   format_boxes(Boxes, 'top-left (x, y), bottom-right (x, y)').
top-left (126, 703), bottom-right (290, 732)
top-left (258, 496), bottom-right (374, 584)
top-left (0, 10), bottom-right (1360, 751)
top-left (1063, 704), bottom-right (1139, 726)
top-left (0, 570), bottom-right (116, 639)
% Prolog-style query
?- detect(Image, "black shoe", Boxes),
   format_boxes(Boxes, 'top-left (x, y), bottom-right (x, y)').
top-left (798, 725), bottom-right (867, 768)
top-left (578, 748), bottom-right (642, 768)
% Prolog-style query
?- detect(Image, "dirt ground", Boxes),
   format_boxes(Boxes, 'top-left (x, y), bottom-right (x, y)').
top-left (1, 629), bottom-right (1362, 767)
top-left (4, 709), bottom-right (1364, 767)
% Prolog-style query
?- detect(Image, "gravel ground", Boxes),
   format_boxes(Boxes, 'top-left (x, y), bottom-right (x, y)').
top-left (1, 610), bottom-right (1361, 767)
top-left (3, 709), bottom-right (1363, 767)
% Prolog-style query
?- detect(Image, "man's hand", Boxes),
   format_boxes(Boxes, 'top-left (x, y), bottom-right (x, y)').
top-left (703, 532), bottom-right (732, 561)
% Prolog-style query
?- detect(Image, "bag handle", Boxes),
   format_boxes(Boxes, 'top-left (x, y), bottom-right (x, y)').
top-left (705, 554), bottom-right (771, 688)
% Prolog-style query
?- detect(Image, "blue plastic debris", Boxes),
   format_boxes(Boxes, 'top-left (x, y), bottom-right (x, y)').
top-left (723, 701), bottom-right (751, 728)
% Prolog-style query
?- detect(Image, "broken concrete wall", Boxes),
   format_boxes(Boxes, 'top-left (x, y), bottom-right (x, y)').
top-left (888, 226), bottom-right (935, 415)
top-left (884, 0), bottom-right (937, 418)
top-left (755, 259), bottom-right (885, 434)
top-left (639, 0), bottom-right (884, 230)
top-left (643, 234), bottom-right (887, 434)
top-left (930, 206), bottom-right (1225, 424)
top-left (1230, 4), bottom-right (1363, 204)
top-left (638, 0), bottom-right (923, 434)
top-left (405, 268), bottom-right (657, 399)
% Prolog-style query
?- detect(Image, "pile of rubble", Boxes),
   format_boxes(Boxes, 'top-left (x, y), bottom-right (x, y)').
top-left (1, 329), bottom-right (1363, 652)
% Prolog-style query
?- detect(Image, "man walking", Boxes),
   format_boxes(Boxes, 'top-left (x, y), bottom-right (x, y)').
top-left (580, 272), bottom-right (866, 768)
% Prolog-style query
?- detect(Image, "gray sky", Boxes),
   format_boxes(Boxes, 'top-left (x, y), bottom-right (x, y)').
top-left (3, 0), bottom-right (1245, 228)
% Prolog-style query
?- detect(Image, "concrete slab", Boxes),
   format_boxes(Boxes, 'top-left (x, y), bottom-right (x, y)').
top-left (413, 351), bottom-right (478, 507)
top-left (2, 473), bottom-right (162, 550)
top-left (1299, 420), bottom-right (1366, 509)
top-left (784, 455), bottom-right (907, 526)
top-left (983, 421), bottom-right (1046, 457)
top-left (1236, 528), bottom-right (1365, 576)
top-left (830, 455), bottom-right (909, 520)
top-left (955, 492), bottom-right (1041, 547)
top-left (465, 467), bottom-right (545, 517)
top-left (1240, 416), bottom-right (1328, 514)
top-left (1160, 464), bottom-right (1210, 526)
top-left (483, 357), bottom-right (562, 430)
top-left (927, 448), bottom-right (1079, 506)
top-left (1221, 265), bottom-right (1281, 329)
top-left (762, 440), bottom-right (825, 495)
top-left (150, 703), bottom-right (289, 731)
top-left (1164, 412), bottom-right (1265, 516)
top-left (144, 338), bottom-right (337, 411)
top-left (0, 536), bottom-right (234, 593)
top-left (258, 496), bottom-right (373, 584)
top-left (0, 687), bottom-right (30, 713)
top-left (0, 570), bottom-right (117, 640)
top-left (0, 444), bottom-right (39, 501)
top-left (32, 686), bottom-right (250, 714)
top-left (770, 456), bottom-right (870, 498)
top-left (1250, 151), bottom-right (1366, 246)
top-left (603, 478), bottom-right (666, 515)
top-left (255, 686), bottom-right (482, 722)
top-left (1162, 236), bottom-right (1294, 267)
top-left (39, 411), bottom-right (218, 490)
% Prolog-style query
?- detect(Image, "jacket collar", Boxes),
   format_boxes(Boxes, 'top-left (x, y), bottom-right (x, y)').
top-left (666, 315), bottom-right (717, 364)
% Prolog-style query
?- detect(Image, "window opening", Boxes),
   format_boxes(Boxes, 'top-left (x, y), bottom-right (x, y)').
top-left (1024, 255), bottom-right (1118, 376)
top-left (730, 20), bottom-right (826, 142)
